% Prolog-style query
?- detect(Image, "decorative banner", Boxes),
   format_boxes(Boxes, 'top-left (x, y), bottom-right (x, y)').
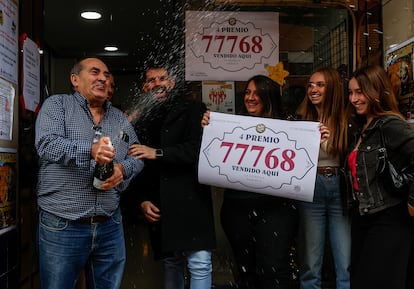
top-left (185, 11), bottom-right (279, 81)
top-left (202, 81), bottom-right (235, 113)
top-left (198, 112), bottom-right (320, 202)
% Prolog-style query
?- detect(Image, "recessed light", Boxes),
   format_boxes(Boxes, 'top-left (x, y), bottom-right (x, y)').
top-left (81, 11), bottom-right (102, 20)
top-left (104, 46), bottom-right (118, 52)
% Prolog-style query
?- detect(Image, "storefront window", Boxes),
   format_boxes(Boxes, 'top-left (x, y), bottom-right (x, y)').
top-left (186, 4), bottom-right (352, 116)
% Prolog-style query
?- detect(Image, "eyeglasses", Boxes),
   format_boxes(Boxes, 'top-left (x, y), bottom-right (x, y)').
top-left (144, 75), bottom-right (170, 85)
top-left (307, 82), bottom-right (326, 88)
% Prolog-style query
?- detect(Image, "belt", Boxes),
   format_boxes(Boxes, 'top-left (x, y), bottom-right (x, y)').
top-left (317, 166), bottom-right (340, 176)
top-left (75, 215), bottom-right (110, 224)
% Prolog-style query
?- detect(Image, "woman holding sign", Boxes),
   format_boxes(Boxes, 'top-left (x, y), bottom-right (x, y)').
top-left (202, 75), bottom-right (298, 289)
top-left (295, 67), bottom-right (351, 289)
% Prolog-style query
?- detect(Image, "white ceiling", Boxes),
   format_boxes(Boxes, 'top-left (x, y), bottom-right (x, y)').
top-left (43, 0), bottom-right (185, 73)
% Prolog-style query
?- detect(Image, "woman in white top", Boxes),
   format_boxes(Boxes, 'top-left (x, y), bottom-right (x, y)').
top-left (295, 67), bottom-right (351, 289)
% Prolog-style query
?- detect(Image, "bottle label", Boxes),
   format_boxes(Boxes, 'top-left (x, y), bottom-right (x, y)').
top-left (93, 177), bottom-right (105, 190)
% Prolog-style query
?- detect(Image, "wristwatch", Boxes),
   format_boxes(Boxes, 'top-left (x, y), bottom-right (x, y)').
top-left (155, 149), bottom-right (164, 158)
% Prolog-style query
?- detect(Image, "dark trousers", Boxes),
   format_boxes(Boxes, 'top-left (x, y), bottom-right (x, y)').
top-left (407, 241), bottom-right (414, 289)
top-left (350, 202), bottom-right (414, 289)
top-left (220, 197), bottom-right (298, 289)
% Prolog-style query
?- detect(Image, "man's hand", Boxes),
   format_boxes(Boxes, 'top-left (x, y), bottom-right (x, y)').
top-left (92, 136), bottom-right (115, 164)
top-left (140, 201), bottom-right (161, 222)
top-left (408, 203), bottom-right (414, 217)
top-left (100, 163), bottom-right (124, 190)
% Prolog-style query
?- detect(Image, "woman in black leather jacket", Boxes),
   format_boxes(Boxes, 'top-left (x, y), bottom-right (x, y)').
top-left (346, 65), bottom-right (414, 289)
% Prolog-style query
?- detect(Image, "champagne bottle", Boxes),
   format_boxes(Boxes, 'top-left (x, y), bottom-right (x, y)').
top-left (93, 138), bottom-right (114, 190)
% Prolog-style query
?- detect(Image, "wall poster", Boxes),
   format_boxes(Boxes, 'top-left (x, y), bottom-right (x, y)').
top-left (0, 147), bottom-right (16, 233)
top-left (0, 77), bottom-right (14, 141)
top-left (202, 81), bottom-right (235, 113)
top-left (21, 34), bottom-right (40, 112)
top-left (385, 37), bottom-right (414, 121)
top-left (0, 0), bottom-right (18, 84)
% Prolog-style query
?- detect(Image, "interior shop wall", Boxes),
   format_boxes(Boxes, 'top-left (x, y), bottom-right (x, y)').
top-left (0, 0), bottom-right (19, 287)
top-left (382, 0), bottom-right (414, 50)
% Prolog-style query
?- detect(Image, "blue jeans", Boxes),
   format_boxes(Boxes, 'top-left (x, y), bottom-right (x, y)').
top-left (37, 208), bottom-right (126, 289)
top-left (163, 250), bottom-right (212, 289)
top-left (297, 175), bottom-right (351, 289)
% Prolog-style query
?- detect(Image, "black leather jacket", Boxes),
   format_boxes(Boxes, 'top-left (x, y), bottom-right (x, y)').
top-left (344, 115), bottom-right (414, 215)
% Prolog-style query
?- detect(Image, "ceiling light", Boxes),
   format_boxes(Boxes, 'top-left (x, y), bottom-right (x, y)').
top-left (104, 46), bottom-right (118, 52)
top-left (81, 11), bottom-right (102, 20)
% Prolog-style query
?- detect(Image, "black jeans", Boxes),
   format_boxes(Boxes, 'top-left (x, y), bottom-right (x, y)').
top-left (350, 201), bottom-right (414, 289)
top-left (220, 196), bottom-right (298, 289)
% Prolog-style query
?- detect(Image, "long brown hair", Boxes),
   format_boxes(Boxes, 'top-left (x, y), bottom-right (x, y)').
top-left (239, 75), bottom-right (283, 119)
top-left (350, 65), bottom-right (404, 120)
top-left (296, 67), bottom-right (348, 157)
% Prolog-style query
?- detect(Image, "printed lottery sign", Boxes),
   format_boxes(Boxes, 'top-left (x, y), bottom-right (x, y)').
top-left (198, 112), bottom-right (320, 202)
top-left (185, 11), bottom-right (279, 81)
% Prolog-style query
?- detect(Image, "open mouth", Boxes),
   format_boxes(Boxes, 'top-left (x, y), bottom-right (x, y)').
top-left (151, 86), bottom-right (167, 95)
top-left (94, 84), bottom-right (106, 90)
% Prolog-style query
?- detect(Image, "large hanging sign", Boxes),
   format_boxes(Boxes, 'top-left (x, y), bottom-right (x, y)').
top-left (198, 112), bottom-right (319, 202)
top-left (185, 11), bottom-right (279, 81)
